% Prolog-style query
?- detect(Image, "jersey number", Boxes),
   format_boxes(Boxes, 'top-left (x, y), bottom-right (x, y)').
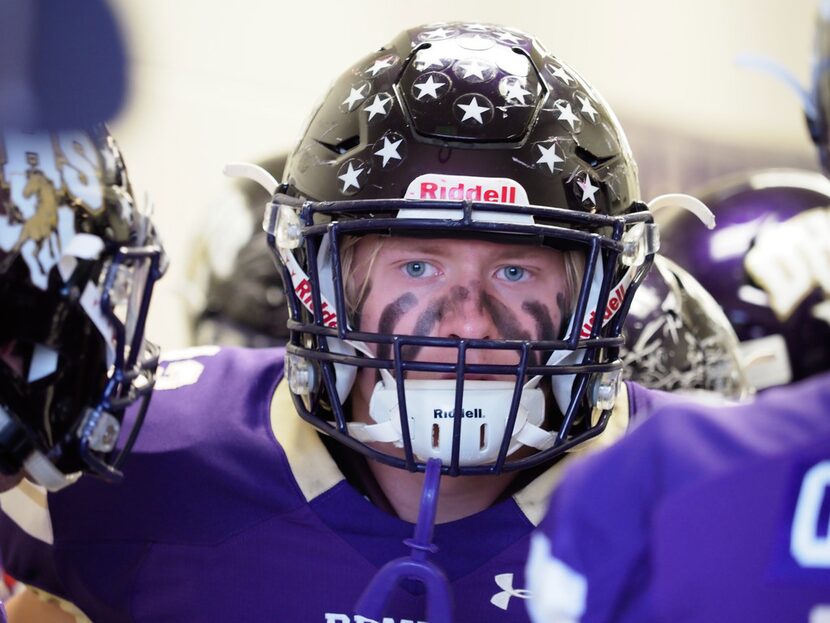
top-left (790, 461), bottom-right (830, 568)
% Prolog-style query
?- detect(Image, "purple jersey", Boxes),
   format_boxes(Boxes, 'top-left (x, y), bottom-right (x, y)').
top-left (0, 347), bottom-right (669, 623)
top-left (527, 372), bottom-right (830, 623)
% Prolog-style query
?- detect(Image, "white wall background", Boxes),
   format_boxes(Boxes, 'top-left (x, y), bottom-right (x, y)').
top-left (106, 0), bottom-right (821, 350)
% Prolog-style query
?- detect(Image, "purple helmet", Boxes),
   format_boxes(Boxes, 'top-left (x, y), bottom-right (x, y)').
top-left (0, 125), bottom-right (167, 490)
top-left (621, 254), bottom-right (751, 399)
top-left (261, 22), bottom-right (654, 476)
top-left (807, 4), bottom-right (830, 173)
top-left (660, 168), bottom-right (830, 389)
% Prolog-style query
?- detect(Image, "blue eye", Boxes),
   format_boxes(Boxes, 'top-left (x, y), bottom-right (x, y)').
top-left (502, 266), bottom-right (525, 281)
top-left (405, 261), bottom-right (427, 277)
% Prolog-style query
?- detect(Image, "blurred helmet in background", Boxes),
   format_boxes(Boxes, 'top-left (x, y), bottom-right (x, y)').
top-left (659, 169), bottom-right (830, 390)
top-left (186, 154), bottom-right (289, 348)
top-left (0, 125), bottom-right (166, 490)
top-left (806, 2), bottom-right (830, 173)
top-left (621, 254), bottom-right (751, 399)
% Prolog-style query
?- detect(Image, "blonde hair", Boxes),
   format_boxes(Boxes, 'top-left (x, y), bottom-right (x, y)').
top-left (341, 234), bottom-right (386, 321)
top-left (339, 234), bottom-right (585, 331)
top-left (562, 250), bottom-right (584, 315)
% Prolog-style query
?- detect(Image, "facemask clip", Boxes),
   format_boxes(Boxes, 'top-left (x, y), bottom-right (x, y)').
top-left (590, 368), bottom-right (622, 410)
top-left (621, 222), bottom-right (659, 267)
top-left (286, 354), bottom-right (318, 396)
top-left (78, 408), bottom-right (121, 453)
top-left (263, 201), bottom-right (303, 250)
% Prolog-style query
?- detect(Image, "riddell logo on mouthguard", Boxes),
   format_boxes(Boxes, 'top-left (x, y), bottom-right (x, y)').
top-left (433, 408), bottom-right (484, 419)
top-left (405, 174), bottom-right (530, 206)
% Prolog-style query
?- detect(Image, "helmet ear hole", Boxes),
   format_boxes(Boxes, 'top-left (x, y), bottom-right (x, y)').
top-left (574, 146), bottom-right (614, 169)
top-left (316, 136), bottom-right (361, 156)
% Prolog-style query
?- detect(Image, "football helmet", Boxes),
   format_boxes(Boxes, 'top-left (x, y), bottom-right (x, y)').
top-left (0, 125), bottom-right (166, 490)
top-left (660, 169), bottom-right (830, 389)
top-left (246, 23), bottom-right (656, 475)
top-left (187, 154), bottom-right (289, 347)
top-left (621, 254), bottom-right (751, 399)
top-left (808, 2), bottom-right (830, 173)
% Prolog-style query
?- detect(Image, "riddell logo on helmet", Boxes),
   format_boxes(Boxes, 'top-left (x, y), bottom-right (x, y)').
top-left (420, 181), bottom-right (517, 204)
top-left (579, 283), bottom-right (627, 339)
top-left (405, 174), bottom-right (530, 206)
top-left (294, 277), bottom-right (337, 328)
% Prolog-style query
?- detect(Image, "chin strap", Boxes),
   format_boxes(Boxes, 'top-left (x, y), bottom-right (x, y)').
top-left (354, 458), bottom-right (452, 623)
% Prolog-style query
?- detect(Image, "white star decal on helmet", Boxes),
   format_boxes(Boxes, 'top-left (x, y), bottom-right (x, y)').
top-left (504, 81), bottom-right (532, 104)
top-left (459, 34), bottom-right (493, 51)
top-left (341, 84), bottom-right (368, 110)
top-left (548, 64), bottom-right (574, 86)
top-left (366, 57), bottom-right (394, 77)
top-left (459, 60), bottom-right (488, 80)
top-left (556, 101), bottom-right (580, 130)
top-left (413, 75), bottom-right (447, 100)
top-left (577, 174), bottom-right (599, 205)
top-left (365, 94), bottom-right (392, 120)
top-left (422, 27), bottom-right (454, 40)
top-left (536, 143), bottom-right (564, 173)
top-left (373, 136), bottom-right (404, 167)
top-left (414, 53), bottom-right (447, 71)
top-left (495, 30), bottom-right (522, 44)
top-left (457, 96), bottom-right (489, 123)
top-left (338, 162), bottom-right (364, 192)
top-left (576, 94), bottom-right (599, 123)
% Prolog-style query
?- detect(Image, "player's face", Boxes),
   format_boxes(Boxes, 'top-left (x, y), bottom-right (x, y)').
top-left (347, 234), bottom-right (569, 382)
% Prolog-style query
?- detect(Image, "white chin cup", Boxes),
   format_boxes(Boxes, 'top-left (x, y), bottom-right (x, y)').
top-left (355, 378), bottom-right (550, 466)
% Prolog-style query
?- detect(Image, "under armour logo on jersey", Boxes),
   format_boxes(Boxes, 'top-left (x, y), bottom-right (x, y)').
top-left (490, 573), bottom-right (531, 610)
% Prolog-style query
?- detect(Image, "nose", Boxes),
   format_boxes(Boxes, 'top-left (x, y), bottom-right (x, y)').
top-left (440, 282), bottom-right (497, 341)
